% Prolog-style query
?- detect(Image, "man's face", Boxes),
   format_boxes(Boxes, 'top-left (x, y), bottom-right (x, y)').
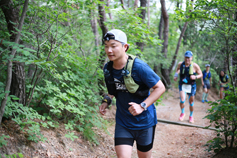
top-left (206, 66), bottom-right (210, 71)
top-left (184, 56), bottom-right (192, 65)
top-left (104, 40), bottom-right (128, 61)
top-left (220, 71), bottom-right (224, 76)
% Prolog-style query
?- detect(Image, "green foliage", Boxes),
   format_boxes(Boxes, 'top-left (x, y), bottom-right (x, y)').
top-left (0, 134), bottom-right (10, 148)
top-left (65, 132), bottom-right (79, 141)
top-left (204, 89), bottom-right (237, 151)
top-left (27, 124), bottom-right (47, 142)
top-left (206, 137), bottom-right (224, 153)
top-left (3, 153), bottom-right (24, 158)
top-left (1, 0), bottom-right (108, 145)
top-left (3, 99), bottom-right (47, 143)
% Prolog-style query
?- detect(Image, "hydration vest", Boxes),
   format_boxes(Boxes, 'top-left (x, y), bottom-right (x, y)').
top-left (203, 70), bottom-right (211, 80)
top-left (220, 74), bottom-right (228, 83)
top-left (179, 61), bottom-right (195, 85)
top-left (104, 54), bottom-right (149, 98)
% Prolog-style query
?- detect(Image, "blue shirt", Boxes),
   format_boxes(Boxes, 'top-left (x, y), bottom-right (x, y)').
top-left (202, 70), bottom-right (211, 83)
top-left (103, 58), bottom-right (160, 130)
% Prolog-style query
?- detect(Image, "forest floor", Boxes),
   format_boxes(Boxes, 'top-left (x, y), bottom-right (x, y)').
top-left (1, 85), bottom-right (237, 158)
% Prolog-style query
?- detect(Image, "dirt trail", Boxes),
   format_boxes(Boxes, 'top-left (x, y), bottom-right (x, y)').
top-left (150, 87), bottom-right (218, 158)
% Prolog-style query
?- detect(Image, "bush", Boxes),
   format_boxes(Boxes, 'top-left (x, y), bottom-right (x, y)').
top-left (204, 88), bottom-right (237, 153)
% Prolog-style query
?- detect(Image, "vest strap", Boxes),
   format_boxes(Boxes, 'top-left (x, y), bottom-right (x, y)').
top-left (123, 54), bottom-right (139, 93)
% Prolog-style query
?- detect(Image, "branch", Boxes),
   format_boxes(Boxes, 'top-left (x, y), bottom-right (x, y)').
top-left (120, 0), bottom-right (126, 10)
top-left (168, 22), bottom-right (188, 74)
top-left (157, 118), bottom-right (218, 131)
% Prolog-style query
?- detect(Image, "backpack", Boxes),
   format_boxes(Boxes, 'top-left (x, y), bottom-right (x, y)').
top-left (104, 54), bottom-right (149, 97)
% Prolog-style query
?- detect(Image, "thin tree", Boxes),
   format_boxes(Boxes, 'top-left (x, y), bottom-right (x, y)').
top-left (160, 0), bottom-right (171, 88)
top-left (98, 0), bottom-right (109, 95)
top-left (136, 0), bottom-right (147, 51)
top-left (90, 0), bottom-right (99, 48)
top-left (168, 0), bottom-right (194, 74)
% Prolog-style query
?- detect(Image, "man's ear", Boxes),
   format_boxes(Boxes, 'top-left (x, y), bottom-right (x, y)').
top-left (124, 44), bottom-right (129, 52)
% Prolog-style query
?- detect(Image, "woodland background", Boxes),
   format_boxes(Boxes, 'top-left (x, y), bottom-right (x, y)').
top-left (0, 0), bottom-right (236, 157)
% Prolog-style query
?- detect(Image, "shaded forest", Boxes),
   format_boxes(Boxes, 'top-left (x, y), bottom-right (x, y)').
top-left (0, 0), bottom-right (236, 157)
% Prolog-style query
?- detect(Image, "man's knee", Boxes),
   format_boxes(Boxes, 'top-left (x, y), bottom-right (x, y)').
top-left (189, 102), bottom-right (194, 106)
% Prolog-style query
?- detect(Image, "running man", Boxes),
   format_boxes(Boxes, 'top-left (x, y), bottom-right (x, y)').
top-left (174, 51), bottom-right (202, 123)
top-left (201, 64), bottom-right (212, 103)
top-left (219, 70), bottom-right (229, 99)
top-left (99, 29), bottom-right (166, 158)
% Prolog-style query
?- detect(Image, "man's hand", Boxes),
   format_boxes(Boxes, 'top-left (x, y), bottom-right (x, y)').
top-left (190, 75), bottom-right (197, 80)
top-left (128, 102), bottom-right (144, 116)
top-left (174, 72), bottom-right (179, 81)
top-left (174, 76), bottom-right (178, 81)
top-left (99, 102), bottom-right (108, 115)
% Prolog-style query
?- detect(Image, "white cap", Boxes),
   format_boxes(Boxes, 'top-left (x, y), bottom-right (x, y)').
top-left (104, 29), bottom-right (127, 44)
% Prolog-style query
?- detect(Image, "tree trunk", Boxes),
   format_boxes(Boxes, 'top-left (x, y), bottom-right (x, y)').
top-left (233, 3), bottom-right (237, 88)
top-left (106, 0), bottom-right (113, 20)
top-left (0, 0), bottom-right (29, 124)
top-left (90, 5), bottom-right (99, 48)
top-left (136, 0), bottom-right (147, 52)
top-left (10, 62), bottom-right (26, 105)
top-left (158, 11), bottom-right (164, 40)
top-left (160, 0), bottom-right (171, 88)
top-left (98, 0), bottom-right (108, 41)
top-left (98, 0), bottom-right (109, 95)
top-left (154, 10), bottom-right (164, 74)
top-left (98, 0), bottom-right (108, 67)
top-left (120, 0), bottom-right (126, 9)
top-left (1, 0), bottom-right (26, 105)
top-left (139, 0), bottom-right (147, 20)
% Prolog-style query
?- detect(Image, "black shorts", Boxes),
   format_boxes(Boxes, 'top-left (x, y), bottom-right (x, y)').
top-left (114, 124), bottom-right (156, 152)
top-left (203, 83), bottom-right (211, 89)
top-left (220, 84), bottom-right (229, 90)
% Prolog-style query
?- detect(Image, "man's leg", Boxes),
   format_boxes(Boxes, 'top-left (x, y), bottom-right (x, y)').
top-left (114, 124), bottom-right (134, 158)
top-left (188, 95), bottom-right (194, 123)
top-left (204, 89), bottom-right (209, 102)
top-left (136, 125), bottom-right (156, 158)
top-left (137, 150), bottom-right (152, 158)
top-left (202, 85), bottom-right (207, 103)
top-left (115, 145), bottom-right (133, 158)
top-left (204, 83), bottom-right (210, 102)
top-left (220, 87), bottom-right (224, 99)
top-left (179, 90), bottom-right (186, 121)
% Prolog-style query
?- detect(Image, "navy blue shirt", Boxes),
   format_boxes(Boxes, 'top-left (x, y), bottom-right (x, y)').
top-left (202, 70), bottom-right (211, 84)
top-left (103, 58), bottom-right (160, 130)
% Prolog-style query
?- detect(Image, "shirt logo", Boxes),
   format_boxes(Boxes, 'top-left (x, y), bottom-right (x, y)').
top-left (114, 78), bottom-right (127, 90)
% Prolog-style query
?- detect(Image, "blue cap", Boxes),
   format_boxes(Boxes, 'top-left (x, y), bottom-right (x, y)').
top-left (185, 51), bottom-right (193, 57)
top-left (205, 64), bottom-right (210, 67)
